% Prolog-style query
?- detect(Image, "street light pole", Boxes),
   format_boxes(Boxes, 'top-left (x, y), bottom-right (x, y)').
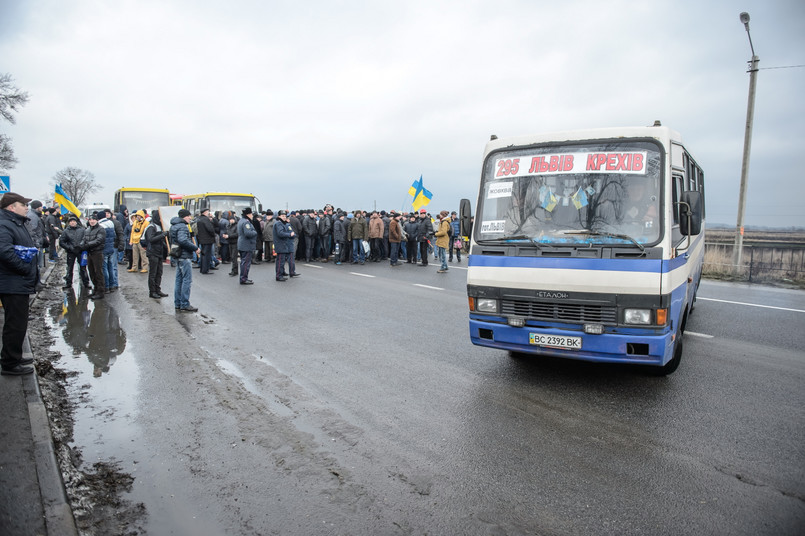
top-left (732, 12), bottom-right (759, 273)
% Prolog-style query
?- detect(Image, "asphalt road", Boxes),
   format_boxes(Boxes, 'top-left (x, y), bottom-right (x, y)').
top-left (49, 260), bottom-right (805, 535)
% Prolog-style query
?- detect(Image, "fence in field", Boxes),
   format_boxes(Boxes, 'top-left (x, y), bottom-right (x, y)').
top-left (703, 241), bottom-right (805, 283)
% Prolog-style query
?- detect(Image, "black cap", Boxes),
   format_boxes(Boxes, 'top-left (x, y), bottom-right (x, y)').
top-left (178, 209), bottom-right (191, 218)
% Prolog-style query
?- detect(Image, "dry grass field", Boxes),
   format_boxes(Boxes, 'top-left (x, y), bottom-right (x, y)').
top-left (704, 228), bottom-right (805, 287)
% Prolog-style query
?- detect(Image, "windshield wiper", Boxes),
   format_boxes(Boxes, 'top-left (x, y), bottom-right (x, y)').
top-left (562, 230), bottom-right (645, 252)
top-left (480, 235), bottom-right (542, 248)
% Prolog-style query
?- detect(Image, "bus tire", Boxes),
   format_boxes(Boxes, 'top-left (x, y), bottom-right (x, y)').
top-left (650, 330), bottom-right (683, 376)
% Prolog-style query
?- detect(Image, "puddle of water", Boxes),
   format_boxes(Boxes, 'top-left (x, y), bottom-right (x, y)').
top-left (47, 288), bottom-right (224, 534)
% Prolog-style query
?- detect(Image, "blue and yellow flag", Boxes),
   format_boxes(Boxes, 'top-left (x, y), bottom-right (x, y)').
top-left (54, 184), bottom-right (81, 217)
top-left (408, 175), bottom-right (433, 212)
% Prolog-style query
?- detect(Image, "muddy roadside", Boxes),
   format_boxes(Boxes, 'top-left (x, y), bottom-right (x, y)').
top-left (28, 262), bottom-right (146, 536)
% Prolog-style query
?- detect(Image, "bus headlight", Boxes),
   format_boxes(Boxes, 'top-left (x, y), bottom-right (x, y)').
top-left (624, 308), bottom-right (651, 325)
top-left (476, 298), bottom-right (498, 313)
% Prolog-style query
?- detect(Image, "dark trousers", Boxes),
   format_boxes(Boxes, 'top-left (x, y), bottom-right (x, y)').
top-left (239, 250), bottom-right (252, 282)
top-left (220, 241), bottom-right (230, 262)
top-left (406, 240), bottom-right (417, 262)
top-left (65, 252), bottom-right (90, 286)
top-left (276, 252), bottom-right (295, 278)
top-left (0, 293), bottom-right (30, 369)
top-left (449, 238), bottom-right (462, 261)
top-left (305, 235), bottom-right (318, 261)
top-left (390, 242), bottom-right (400, 264)
top-left (87, 250), bottom-right (105, 293)
top-left (200, 243), bottom-right (212, 273)
top-left (147, 254), bottom-right (164, 293)
top-left (228, 244), bottom-right (239, 274)
top-left (419, 241), bottom-right (429, 265)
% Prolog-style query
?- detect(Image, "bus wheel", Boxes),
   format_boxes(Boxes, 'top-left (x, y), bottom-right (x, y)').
top-left (650, 330), bottom-right (683, 376)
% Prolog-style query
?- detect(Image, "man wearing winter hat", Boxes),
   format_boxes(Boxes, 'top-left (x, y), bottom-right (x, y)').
top-left (59, 215), bottom-right (91, 290)
top-left (170, 209), bottom-right (200, 311)
top-left (236, 207), bottom-right (257, 284)
top-left (78, 212), bottom-right (107, 300)
top-left (25, 199), bottom-right (49, 269)
top-left (0, 192), bottom-right (38, 375)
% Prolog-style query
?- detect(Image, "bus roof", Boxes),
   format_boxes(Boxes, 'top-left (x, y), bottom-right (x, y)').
top-left (115, 187), bottom-right (170, 193)
top-left (484, 125), bottom-right (683, 155)
top-left (182, 192), bottom-right (256, 198)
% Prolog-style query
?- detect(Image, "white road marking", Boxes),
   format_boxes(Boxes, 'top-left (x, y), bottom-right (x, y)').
top-left (350, 272), bottom-right (375, 278)
top-left (301, 264), bottom-right (323, 269)
top-left (698, 297), bottom-right (805, 313)
top-left (414, 284), bottom-right (444, 291)
top-left (685, 331), bottom-right (714, 339)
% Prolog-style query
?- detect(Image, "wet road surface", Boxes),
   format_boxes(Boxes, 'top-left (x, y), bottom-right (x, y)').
top-left (45, 262), bottom-right (805, 535)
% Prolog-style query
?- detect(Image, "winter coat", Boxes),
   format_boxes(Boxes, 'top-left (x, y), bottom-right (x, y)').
top-left (382, 215), bottom-right (390, 239)
top-left (302, 215), bottom-right (318, 237)
top-left (99, 219), bottom-right (118, 255)
top-left (368, 214), bottom-right (383, 239)
top-left (0, 209), bottom-right (39, 294)
top-left (318, 214), bottom-right (332, 237)
top-left (59, 225), bottom-right (86, 255)
top-left (348, 216), bottom-right (368, 241)
top-left (196, 214), bottom-right (216, 245)
top-left (435, 218), bottom-right (451, 249)
top-left (79, 222), bottom-right (106, 254)
top-left (389, 219), bottom-right (402, 243)
top-left (169, 217), bottom-right (197, 260)
top-left (289, 215), bottom-right (302, 237)
top-left (403, 219), bottom-right (419, 241)
top-left (25, 208), bottom-right (47, 248)
top-left (143, 223), bottom-right (168, 259)
top-left (333, 218), bottom-right (347, 243)
top-left (450, 218), bottom-right (460, 238)
top-left (46, 213), bottom-right (63, 240)
top-left (272, 220), bottom-right (294, 254)
top-left (237, 216), bottom-right (258, 252)
top-left (129, 210), bottom-right (149, 245)
top-left (417, 216), bottom-right (432, 242)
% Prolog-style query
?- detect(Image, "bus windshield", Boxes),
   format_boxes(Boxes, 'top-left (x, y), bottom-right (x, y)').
top-left (476, 140), bottom-right (663, 246)
top-left (205, 195), bottom-right (257, 215)
top-left (120, 191), bottom-right (171, 213)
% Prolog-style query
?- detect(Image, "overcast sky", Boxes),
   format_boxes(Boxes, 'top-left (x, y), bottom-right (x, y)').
top-left (1, 0), bottom-right (803, 227)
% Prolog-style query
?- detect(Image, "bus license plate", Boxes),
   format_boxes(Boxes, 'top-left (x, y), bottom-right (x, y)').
top-left (529, 332), bottom-right (582, 350)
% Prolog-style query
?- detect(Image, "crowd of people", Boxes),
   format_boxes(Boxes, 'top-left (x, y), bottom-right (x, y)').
top-left (4, 193), bottom-right (469, 319)
top-left (1, 190), bottom-right (469, 374)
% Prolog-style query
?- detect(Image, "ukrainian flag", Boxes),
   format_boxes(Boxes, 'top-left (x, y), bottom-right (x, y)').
top-left (408, 175), bottom-right (433, 212)
top-left (54, 184), bottom-right (81, 217)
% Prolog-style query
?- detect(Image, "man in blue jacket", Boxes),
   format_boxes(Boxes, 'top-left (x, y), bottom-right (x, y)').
top-left (170, 209), bottom-right (200, 312)
top-left (0, 192), bottom-right (38, 375)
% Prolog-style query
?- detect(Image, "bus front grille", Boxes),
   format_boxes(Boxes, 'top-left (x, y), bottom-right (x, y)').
top-left (501, 299), bottom-right (617, 324)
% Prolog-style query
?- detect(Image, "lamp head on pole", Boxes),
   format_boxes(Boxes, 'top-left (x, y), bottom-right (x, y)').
top-left (739, 12), bottom-right (750, 30)
top-left (739, 12), bottom-right (756, 58)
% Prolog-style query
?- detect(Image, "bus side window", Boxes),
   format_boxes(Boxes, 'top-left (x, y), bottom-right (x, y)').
top-left (672, 174), bottom-right (683, 244)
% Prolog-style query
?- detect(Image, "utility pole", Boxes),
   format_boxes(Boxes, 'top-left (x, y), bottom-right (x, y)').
top-left (732, 12), bottom-right (759, 273)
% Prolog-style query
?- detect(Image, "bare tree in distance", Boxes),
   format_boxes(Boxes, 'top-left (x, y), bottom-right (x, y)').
top-left (51, 167), bottom-right (102, 207)
top-left (0, 73), bottom-right (30, 171)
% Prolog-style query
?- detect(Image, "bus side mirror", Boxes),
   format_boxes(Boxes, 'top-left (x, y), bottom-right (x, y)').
top-left (679, 191), bottom-right (702, 236)
top-left (258, 203), bottom-right (263, 213)
top-left (459, 198), bottom-right (472, 237)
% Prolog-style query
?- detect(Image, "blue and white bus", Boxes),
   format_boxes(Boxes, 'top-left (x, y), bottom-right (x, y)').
top-left (462, 124), bottom-right (704, 375)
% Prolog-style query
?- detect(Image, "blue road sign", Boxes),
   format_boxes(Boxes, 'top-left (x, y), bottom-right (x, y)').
top-left (0, 176), bottom-right (9, 192)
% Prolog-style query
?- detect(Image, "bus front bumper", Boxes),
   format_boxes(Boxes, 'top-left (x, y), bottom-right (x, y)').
top-left (469, 316), bottom-right (675, 367)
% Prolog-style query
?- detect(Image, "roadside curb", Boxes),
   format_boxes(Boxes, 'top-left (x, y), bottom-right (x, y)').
top-left (28, 262), bottom-right (79, 536)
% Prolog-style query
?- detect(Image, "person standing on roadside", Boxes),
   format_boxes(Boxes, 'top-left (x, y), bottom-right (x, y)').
top-left (272, 210), bottom-right (298, 282)
top-left (348, 210), bottom-right (368, 265)
top-left (196, 207), bottom-right (216, 274)
top-left (143, 210), bottom-right (169, 299)
top-left (45, 207), bottom-right (63, 261)
top-left (25, 200), bottom-right (48, 269)
top-left (388, 212), bottom-right (402, 266)
top-left (449, 211), bottom-right (462, 263)
top-left (79, 212), bottom-right (107, 300)
top-left (434, 210), bottom-right (451, 273)
top-left (237, 207), bottom-right (258, 285)
top-left (0, 192), bottom-right (38, 376)
top-left (170, 209), bottom-right (200, 312)
top-left (128, 210), bottom-right (149, 273)
top-left (416, 209), bottom-right (431, 266)
top-left (59, 215), bottom-right (91, 290)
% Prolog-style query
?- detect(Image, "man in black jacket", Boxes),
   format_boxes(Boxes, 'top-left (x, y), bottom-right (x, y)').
top-left (0, 192), bottom-right (39, 375)
top-left (59, 215), bottom-right (90, 290)
top-left (196, 207), bottom-right (216, 274)
top-left (144, 210), bottom-right (170, 298)
top-left (80, 212), bottom-right (108, 300)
